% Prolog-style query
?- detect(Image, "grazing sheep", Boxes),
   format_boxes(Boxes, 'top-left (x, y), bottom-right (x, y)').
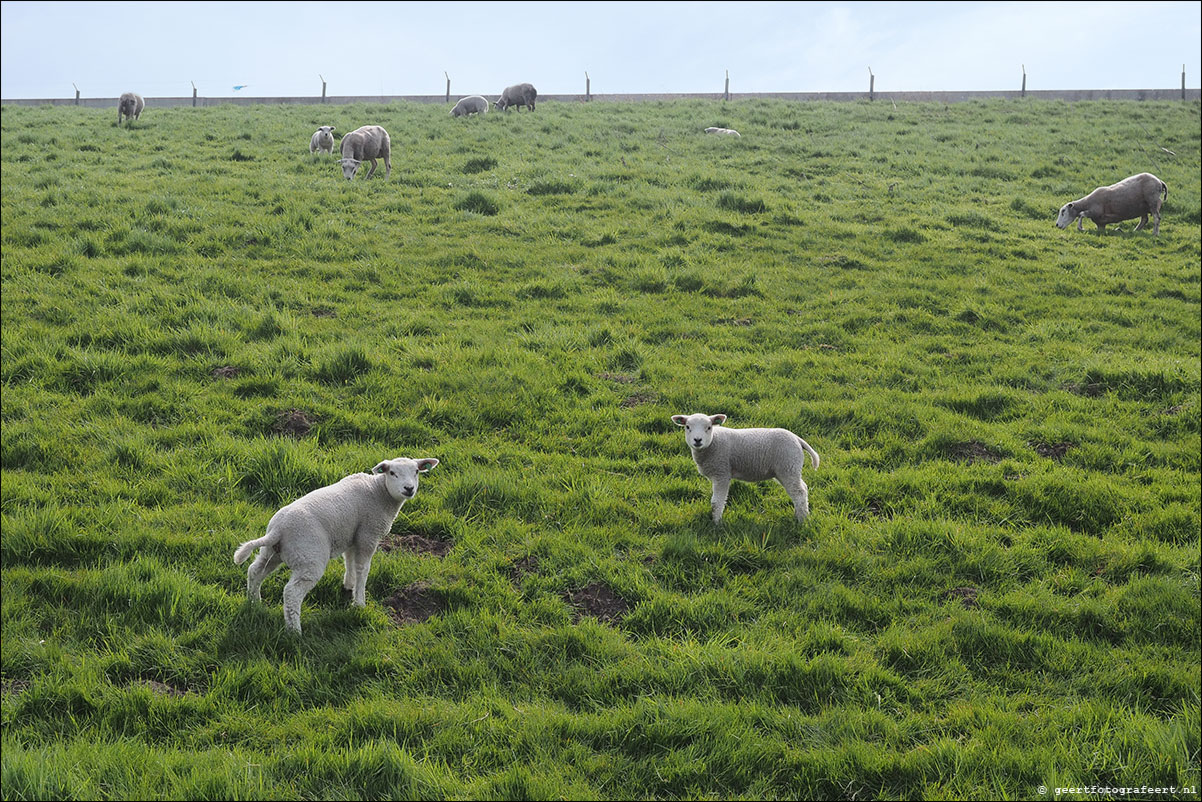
top-left (1056, 172), bottom-right (1167, 235)
top-left (117, 92), bottom-right (144, 125)
top-left (705, 127), bottom-right (741, 137)
top-left (450, 96), bottom-right (490, 117)
top-left (233, 457), bottom-right (439, 634)
top-left (495, 82), bottom-right (537, 112)
top-left (672, 413), bottom-right (819, 523)
top-left (339, 124), bottom-right (391, 180)
top-left (310, 125), bottom-right (335, 154)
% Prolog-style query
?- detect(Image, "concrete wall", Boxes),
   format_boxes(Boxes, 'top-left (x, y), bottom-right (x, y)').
top-left (4, 88), bottom-right (1198, 108)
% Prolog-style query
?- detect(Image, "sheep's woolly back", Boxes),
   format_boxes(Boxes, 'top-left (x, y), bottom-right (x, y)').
top-left (692, 426), bottom-right (815, 482)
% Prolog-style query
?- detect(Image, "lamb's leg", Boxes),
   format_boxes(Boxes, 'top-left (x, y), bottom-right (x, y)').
top-left (351, 548), bottom-right (375, 607)
top-left (282, 568), bottom-right (322, 634)
top-left (1152, 210), bottom-right (1160, 236)
top-left (341, 550), bottom-right (358, 601)
top-left (1134, 213), bottom-right (1148, 231)
top-left (778, 474), bottom-right (811, 522)
top-left (246, 548), bottom-right (283, 602)
top-left (383, 153), bottom-right (391, 180)
top-left (710, 477), bottom-right (731, 524)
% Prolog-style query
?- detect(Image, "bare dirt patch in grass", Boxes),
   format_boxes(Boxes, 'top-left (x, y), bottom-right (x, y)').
top-left (383, 581), bottom-right (444, 625)
top-left (379, 533), bottom-right (452, 558)
top-left (508, 555), bottom-right (539, 584)
top-left (945, 441), bottom-right (1003, 464)
top-left (273, 408), bottom-right (314, 438)
top-left (564, 582), bottom-right (630, 625)
top-left (942, 586), bottom-right (980, 608)
top-left (1030, 440), bottom-right (1075, 460)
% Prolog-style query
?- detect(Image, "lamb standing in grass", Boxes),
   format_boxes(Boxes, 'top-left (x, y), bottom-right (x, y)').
top-left (233, 457), bottom-right (439, 634)
top-left (339, 124), bottom-right (391, 180)
top-left (117, 92), bottom-right (144, 125)
top-left (310, 125), bottom-right (335, 154)
top-left (1055, 172), bottom-right (1167, 235)
top-left (450, 96), bottom-right (490, 117)
top-left (672, 413), bottom-right (819, 523)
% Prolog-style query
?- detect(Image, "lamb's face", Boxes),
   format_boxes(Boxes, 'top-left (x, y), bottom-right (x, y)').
top-left (374, 458), bottom-right (440, 502)
top-left (1055, 202), bottom-right (1076, 229)
top-left (671, 413), bottom-right (727, 450)
top-left (340, 158), bottom-right (361, 180)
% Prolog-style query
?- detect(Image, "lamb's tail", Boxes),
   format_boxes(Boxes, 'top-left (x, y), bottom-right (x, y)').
top-left (233, 530), bottom-right (278, 565)
top-left (796, 436), bottom-right (820, 470)
top-left (1161, 181), bottom-right (1168, 200)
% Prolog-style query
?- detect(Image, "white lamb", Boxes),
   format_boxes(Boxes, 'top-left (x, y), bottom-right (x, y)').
top-left (310, 125), bottom-right (335, 154)
top-left (672, 413), bottom-right (819, 523)
top-left (705, 127), bottom-right (741, 137)
top-left (233, 457), bottom-right (439, 634)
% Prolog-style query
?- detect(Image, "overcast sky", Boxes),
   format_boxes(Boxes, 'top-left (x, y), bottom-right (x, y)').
top-left (2, 1), bottom-right (1199, 99)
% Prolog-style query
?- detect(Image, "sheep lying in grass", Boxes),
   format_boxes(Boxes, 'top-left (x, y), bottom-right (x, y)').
top-left (233, 457), bottom-right (439, 634)
top-left (705, 127), bottom-right (741, 137)
top-left (672, 413), bottom-right (819, 523)
top-left (310, 125), bottom-right (335, 154)
top-left (118, 92), bottom-right (144, 125)
top-left (450, 96), bottom-right (490, 117)
top-left (339, 124), bottom-right (391, 180)
top-left (1055, 172), bottom-right (1167, 236)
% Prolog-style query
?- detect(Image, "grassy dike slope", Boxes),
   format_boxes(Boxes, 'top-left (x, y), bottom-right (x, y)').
top-left (2, 99), bottom-right (1200, 800)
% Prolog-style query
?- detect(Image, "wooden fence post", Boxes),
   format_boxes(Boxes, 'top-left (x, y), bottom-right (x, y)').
top-left (586, 71), bottom-right (591, 102)
top-left (73, 83), bottom-right (80, 106)
top-left (1021, 65), bottom-right (1026, 97)
top-left (319, 74), bottom-right (326, 104)
top-left (1183, 65), bottom-right (1187, 100)
top-left (445, 72), bottom-right (451, 103)
top-left (191, 81), bottom-right (198, 107)
top-left (869, 67), bottom-right (874, 101)
top-left (724, 70), bottom-right (730, 101)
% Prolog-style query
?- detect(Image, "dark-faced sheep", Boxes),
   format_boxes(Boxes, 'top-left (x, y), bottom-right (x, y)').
top-left (117, 92), bottom-right (144, 125)
top-left (495, 83), bottom-right (537, 112)
top-left (1056, 172), bottom-right (1167, 236)
top-left (339, 125), bottom-right (391, 180)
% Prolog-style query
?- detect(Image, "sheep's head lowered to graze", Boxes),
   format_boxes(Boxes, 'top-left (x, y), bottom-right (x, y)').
top-left (340, 157), bottom-right (362, 180)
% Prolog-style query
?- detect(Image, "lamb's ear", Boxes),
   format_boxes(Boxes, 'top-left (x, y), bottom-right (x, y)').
top-left (416, 458), bottom-right (440, 473)
top-left (710, 414), bottom-right (727, 425)
top-left (671, 415), bottom-right (688, 427)
top-left (1066, 202), bottom-right (1074, 210)
top-left (372, 461), bottom-right (390, 474)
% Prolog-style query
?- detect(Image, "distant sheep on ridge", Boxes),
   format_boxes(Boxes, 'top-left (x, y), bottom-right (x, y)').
top-left (451, 96), bottom-right (490, 117)
top-left (339, 124), bottom-right (391, 180)
top-left (495, 83), bottom-right (537, 112)
top-left (118, 92), bottom-right (144, 125)
top-left (310, 125), bottom-right (335, 154)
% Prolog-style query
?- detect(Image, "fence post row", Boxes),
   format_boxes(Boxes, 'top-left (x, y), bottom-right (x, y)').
top-left (191, 81), bottom-right (198, 107)
top-left (869, 67), bottom-right (875, 101)
top-left (1021, 65), bottom-right (1026, 98)
top-left (724, 70), bottom-right (730, 101)
top-left (319, 75), bottom-right (326, 104)
top-left (445, 72), bottom-right (450, 104)
top-left (73, 83), bottom-right (80, 106)
top-left (585, 72), bottom-right (590, 102)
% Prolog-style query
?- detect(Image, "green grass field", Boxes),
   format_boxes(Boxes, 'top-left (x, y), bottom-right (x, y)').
top-left (1, 97), bottom-right (1199, 800)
